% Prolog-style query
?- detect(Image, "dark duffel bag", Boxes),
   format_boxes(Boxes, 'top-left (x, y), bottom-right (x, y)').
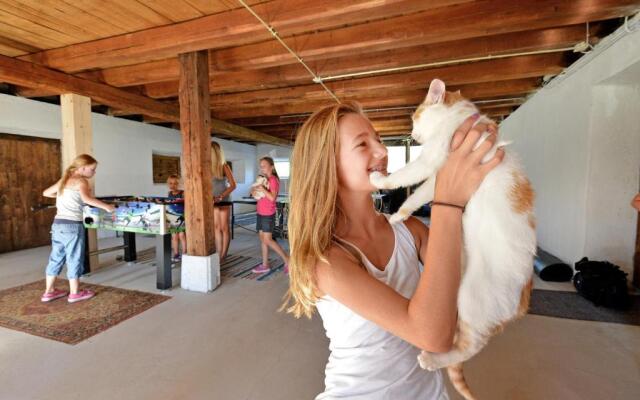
top-left (573, 257), bottom-right (630, 310)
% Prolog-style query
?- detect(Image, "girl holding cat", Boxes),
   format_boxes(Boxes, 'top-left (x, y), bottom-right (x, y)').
top-left (284, 102), bottom-right (501, 399)
top-left (251, 156), bottom-right (290, 274)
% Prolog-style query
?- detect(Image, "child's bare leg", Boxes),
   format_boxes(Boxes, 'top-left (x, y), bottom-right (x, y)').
top-left (68, 278), bottom-right (80, 295)
top-left (259, 232), bottom-right (270, 266)
top-left (45, 275), bottom-right (57, 293)
top-left (265, 233), bottom-right (289, 264)
top-left (171, 234), bottom-right (179, 256)
top-left (179, 233), bottom-right (187, 255)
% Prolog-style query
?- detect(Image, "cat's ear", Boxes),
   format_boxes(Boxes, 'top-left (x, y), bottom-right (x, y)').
top-left (425, 79), bottom-right (446, 104)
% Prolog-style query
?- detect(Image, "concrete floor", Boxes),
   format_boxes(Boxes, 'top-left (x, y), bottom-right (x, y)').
top-left (0, 229), bottom-right (638, 400)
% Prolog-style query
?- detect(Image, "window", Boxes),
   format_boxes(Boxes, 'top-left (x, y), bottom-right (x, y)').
top-left (152, 153), bottom-right (181, 183)
top-left (274, 160), bottom-right (290, 179)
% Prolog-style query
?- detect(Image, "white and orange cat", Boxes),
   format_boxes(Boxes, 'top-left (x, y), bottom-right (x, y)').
top-left (370, 79), bottom-right (536, 400)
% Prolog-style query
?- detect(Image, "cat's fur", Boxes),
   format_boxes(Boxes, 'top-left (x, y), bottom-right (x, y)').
top-left (251, 174), bottom-right (270, 200)
top-left (370, 79), bottom-right (536, 400)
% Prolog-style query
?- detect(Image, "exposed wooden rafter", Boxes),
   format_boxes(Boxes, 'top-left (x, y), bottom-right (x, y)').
top-left (0, 0), bottom-right (637, 140)
top-left (0, 54), bottom-right (289, 145)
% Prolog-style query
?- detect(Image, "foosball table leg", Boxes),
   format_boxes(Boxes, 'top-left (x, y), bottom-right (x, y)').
top-left (83, 228), bottom-right (91, 275)
top-left (156, 233), bottom-right (172, 290)
top-left (123, 232), bottom-right (137, 263)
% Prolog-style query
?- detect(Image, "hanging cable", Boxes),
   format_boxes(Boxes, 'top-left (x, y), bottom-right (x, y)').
top-left (237, 0), bottom-right (340, 103)
top-left (314, 47), bottom-right (575, 83)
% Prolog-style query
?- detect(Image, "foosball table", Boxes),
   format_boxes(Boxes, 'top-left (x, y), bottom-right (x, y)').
top-left (83, 196), bottom-right (230, 290)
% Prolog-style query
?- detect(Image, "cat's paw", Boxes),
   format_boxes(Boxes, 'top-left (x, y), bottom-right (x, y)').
top-left (369, 171), bottom-right (389, 189)
top-left (418, 352), bottom-right (440, 371)
top-left (389, 209), bottom-right (410, 224)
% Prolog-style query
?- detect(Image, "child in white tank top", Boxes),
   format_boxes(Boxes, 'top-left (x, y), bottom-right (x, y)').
top-left (41, 154), bottom-right (115, 304)
top-left (284, 103), bottom-right (502, 399)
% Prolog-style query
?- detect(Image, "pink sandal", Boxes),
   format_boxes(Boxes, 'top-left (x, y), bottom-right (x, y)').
top-left (41, 289), bottom-right (68, 302)
top-left (68, 289), bottom-right (95, 303)
top-left (252, 264), bottom-right (270, 274)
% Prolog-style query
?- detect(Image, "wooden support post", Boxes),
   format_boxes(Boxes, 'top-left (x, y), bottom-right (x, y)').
top-left (179, 51), bottom-right (215, 257)
top-left (60, 93), bottom-right (99, 272)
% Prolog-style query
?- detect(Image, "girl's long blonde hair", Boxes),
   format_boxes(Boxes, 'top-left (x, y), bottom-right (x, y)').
top-left (58, 154), bottom-right (97, 194)
top-left (283, 101), bottom-right (365, 319)
top-left (211, 141), bottom-right (226, 179)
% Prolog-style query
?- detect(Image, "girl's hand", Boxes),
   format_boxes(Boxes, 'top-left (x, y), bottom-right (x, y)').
top-left (104, 204), bottom-right (116, 213)
top-left (434, 115), bottom-right (503, 207)
top-left (632, 193), bottom-right (640, 212)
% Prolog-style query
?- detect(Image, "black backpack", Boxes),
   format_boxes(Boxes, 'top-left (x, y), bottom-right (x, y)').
top-left (573, 257), bottom-right (631, 310)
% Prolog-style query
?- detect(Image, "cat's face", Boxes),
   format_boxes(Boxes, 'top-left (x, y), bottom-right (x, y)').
top-left (256, 175), bottom-right (267, 185)
top-left (411, 79), bottom-right (475, 143)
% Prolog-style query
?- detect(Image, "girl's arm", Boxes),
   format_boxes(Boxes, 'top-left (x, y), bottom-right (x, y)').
top-left (215, 164), bottom-right (238, 201)
top-left (42, 180), bottom-right (61, 198)
top-left (316, 118), bottom-right (503, 353)
top-left (77, 179), bottom-right (116, 212)
top-left (262, 177), bottom-right (279, 202)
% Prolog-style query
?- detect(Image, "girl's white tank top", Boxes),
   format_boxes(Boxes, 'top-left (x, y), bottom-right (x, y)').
top-left (315, 218), bottom-right (449, 400)
top-left (55, 187), bottom-right (84, 221)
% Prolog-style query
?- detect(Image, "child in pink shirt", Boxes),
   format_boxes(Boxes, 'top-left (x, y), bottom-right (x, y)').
top-left (251, 157), bottom-right (289, 273)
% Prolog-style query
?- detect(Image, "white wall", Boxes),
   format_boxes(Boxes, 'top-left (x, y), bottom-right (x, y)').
top-left (584, 68), bottom-right (640, 270)
top-left (0, 93), bottom-right (184, 197)
top-left (500, 25), bottom-right (640, 274)
top-left (0, 93), bottom-right (293, 220)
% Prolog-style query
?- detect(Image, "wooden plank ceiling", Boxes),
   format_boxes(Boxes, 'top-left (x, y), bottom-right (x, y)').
top-left (0, 0), bottom-right (638, 144)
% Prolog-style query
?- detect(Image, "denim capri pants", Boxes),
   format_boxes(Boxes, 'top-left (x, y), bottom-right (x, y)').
top-left (45, 222), bottom-right (86, 279)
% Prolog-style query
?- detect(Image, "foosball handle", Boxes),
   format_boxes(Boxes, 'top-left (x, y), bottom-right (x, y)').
top-left (31, 204), bottom-right (55, 212)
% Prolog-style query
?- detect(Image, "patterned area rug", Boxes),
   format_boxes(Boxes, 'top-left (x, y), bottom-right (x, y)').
top-left (0, 279), bottom-right (170, 344)
top-left (114, 246), bottom-right (287, 282)
top-left (221, 254), bottom-right (285, 282)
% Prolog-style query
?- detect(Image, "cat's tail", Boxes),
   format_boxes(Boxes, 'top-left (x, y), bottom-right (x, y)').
top-left (447, 363), bottom-right (476, 400)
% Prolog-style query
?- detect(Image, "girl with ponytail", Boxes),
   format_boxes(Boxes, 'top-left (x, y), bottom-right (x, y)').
top-left (41, 154), bottom-right (115, 303)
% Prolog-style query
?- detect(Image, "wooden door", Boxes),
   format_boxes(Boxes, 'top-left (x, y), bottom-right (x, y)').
top-left (0, 133), bottom-right (60, 253)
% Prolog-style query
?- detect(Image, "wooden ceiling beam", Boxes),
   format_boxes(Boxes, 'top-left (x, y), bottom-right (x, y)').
top-left (12, 21), bottom-right (581, 99)
top-left (204, 61), bottom-right (547, 110)
top-left (0, 53), bottom-right (180, 121)
top-left (13, 12), bottom-right (618, 98)
top-left (122, 21), bottom-right (584, 98)
top-left (114, 57), bottom-right (549, 119)
top-left (0, 54), bottom-right (287, 145)
top-left (17, 0), bottom-right (465, 73)
top-left (483, 106), bottom-right (517, 117)
top-left (89, 22), bottom-right (603, 99)
top-left (258, 120), bottom-right (415, 134)
top-left (208, 55), bottom-right (558, 119)
top-left (211, 94), bottom-right (416, 120)
top-left (227, 108), bottom-right (416, 128)
top-left (100, 23), bottom-right (601, 90)
top-left (207, 0), bottom-right (637, 71)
